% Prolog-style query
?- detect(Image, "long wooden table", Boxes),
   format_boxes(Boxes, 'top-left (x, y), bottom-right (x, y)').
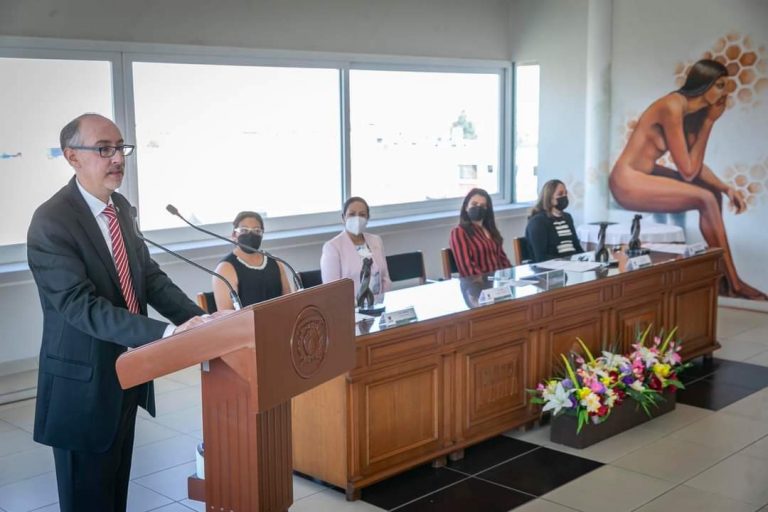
top-left (292, 249), bottom-right (723, 499)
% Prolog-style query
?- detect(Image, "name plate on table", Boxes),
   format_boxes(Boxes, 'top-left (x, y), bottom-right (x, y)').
top-left (379, 306), bottom-right (418, 328)
top-left (684, 242), bottom-right (708, 257)
top-left (626, 254), bottom-right (653, 271)
top-left (478, 285), bottom-right (513, 305)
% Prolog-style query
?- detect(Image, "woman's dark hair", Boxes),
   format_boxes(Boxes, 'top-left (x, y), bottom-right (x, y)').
top-left (677, 59), bottom-right (728, 98)
top-left (342, 196), bottom-right (370, 218)
top-left (677, 60), bottom-right (729, 143)
top-left (458, 188), bottom-right (503, 245)
top-left (232, 211), bottom-right (264, 230)
top-left (530, 179), bottom-right (564, 218)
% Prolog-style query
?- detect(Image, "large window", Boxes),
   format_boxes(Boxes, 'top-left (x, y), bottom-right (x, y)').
top-left (514, 63), bottom-right (540, 202)
top-left (349, 69), bottom-right (502, 207)
top-left (131, 62), bottom-right (342, 231)
top-left (0, 56), bottom-right (113, 246)
top-left (0, 39), bottom-right (518, 263)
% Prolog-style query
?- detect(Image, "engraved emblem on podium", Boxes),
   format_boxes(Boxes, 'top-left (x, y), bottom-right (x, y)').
top-left (291, 306), bottom-right (329, 378)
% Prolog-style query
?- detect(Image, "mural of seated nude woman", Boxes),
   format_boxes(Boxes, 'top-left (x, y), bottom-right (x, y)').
top-left (609, 59), bottom-right (767, 300)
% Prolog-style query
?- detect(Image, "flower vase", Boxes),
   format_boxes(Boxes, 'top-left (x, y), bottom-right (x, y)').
top-left (550, 390), bottom-right (676, 449)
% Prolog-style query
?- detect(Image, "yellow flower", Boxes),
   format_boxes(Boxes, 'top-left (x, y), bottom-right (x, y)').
top-left (601, 377), bottom-right (612, 386)
top-left (577, 388), bottom-right (592, 400)
top-left (653, 363), bottom-right (671, 378)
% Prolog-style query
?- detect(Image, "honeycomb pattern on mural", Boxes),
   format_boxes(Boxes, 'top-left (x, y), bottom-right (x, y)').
top-left (674, 32), bottom-right (768, 110)
top-left (722, 158), bottom-right (768, 206)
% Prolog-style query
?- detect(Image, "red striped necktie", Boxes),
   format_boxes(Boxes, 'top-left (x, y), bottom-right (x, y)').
top-left (102, 205), bottom-right (140, 314)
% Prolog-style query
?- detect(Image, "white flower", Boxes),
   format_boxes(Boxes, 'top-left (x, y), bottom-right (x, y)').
top-left (541, 382), bottom-right (573, 416)
top-left (629, 380), bottom-right (645, 392)
top-left (581, 392), bottom-right (602, 413)
top-left (602, 351), bottom-right (630, 368)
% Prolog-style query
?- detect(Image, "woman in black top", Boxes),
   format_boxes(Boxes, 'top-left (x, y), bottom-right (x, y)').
top-left (525, 179), bottom-right (584, 263)
top-left (213, 211), bottom-right (291, 309)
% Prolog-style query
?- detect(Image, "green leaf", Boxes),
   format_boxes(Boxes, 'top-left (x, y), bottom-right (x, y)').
top-left (660, 326), bottom-right (678, 353)
top-left (638, 323), bottom-right (653, 346)
top-left (561, 354), bottom-right (579, 386)
top-left (576, 337), bottom-right (596, 364)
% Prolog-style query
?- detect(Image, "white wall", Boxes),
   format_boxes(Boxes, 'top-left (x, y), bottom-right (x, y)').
top-left (508, 0), bottom-right (590, 224)
top-left (0, 0), bottom-right (511, 60)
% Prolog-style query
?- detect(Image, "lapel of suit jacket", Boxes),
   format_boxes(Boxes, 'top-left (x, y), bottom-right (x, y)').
top-left (112, 194), bottom-right (145, 308)
top-left (65, 177), bottom-right (123, 294)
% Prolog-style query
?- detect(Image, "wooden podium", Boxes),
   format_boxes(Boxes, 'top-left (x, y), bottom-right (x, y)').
top-left (116, 280), bottom-right (355, 512)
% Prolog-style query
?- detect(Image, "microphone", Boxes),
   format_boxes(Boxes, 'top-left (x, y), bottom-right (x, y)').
top-left (166, 204), bottom-right (304, 290)
top-left (129, 207), bottom-right (242, 311)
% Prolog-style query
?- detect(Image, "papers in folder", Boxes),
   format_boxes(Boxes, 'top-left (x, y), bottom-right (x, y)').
top-left (534, 259), bottom-right (604, 272)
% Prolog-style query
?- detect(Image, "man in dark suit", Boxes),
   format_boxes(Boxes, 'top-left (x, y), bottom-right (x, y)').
top-left (27, 113), bottom-right (207, 512)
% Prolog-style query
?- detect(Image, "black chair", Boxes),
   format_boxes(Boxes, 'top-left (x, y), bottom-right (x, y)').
top-left (196, 291), bottom-right (217, 314)
top-left (440, 247), bottom-right (459, 280)
top-left (512, 236), bottom-right (533, 266)
top-left (298, 269), bottom-right (323, 289)
top-left (386, 251), bottom-right (427, 285)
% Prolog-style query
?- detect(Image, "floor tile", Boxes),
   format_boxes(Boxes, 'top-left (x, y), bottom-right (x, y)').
top-left (293, 474), bottom-right (327, 501)
top-left (153, 376), bottom-right (190, 395)
top-left (478, 446), bottom-right (601, 496)
top-left (126, 482), bottom-right (173, 512)
top-left (0, 419), bottom-right (17, 433)
top-left (0, 445), bottom-right (55, 487)
top-left (685, 452), bottom-right (768, 505)
top-left (634, 483), bottom-right (756, 512)
top-left (133, 417), bottom-right (183, 447)
top-left (133, 461), bottom-right (197, 501)
top-left (679, 357), bottom-right (726, 384)
top-left (0, 427), bottom-right (38, 457)
top-left (543, 465), bottom-right (674, 512)
top-left (703, 359), bottom-right (768, 389)
top-left (740, 434), bottom-right (768, 460)
top-left (362, 463), bottom-right (466, 510)
top-left (745, 349), bottom-right (768, 367)
top-left (510, 499), bottom-right (580, 512)
top-left (715, 339), bottom-right (768, 362)
top-left (165, 366), bottom-right (201, 387)
top-left (148, 407), bottom-right (202, 434)
top-left (145, 503), bottom-right (197, 512)
top-left (289, 489), bottom-right (384, 511)
top-left (178, 499), bottom-right (205, 512)
top-left (676, 377), bottom-right (759, 410)
top-left (129, 435), bottom-right (197, 479)
top-left (611, 436), bottom-right (732, 483)
top-left (716, 308), bottom-right (768, 339)
top-left (153, 387), bottom-right (202, 415)
top-left (720, 386), bottom-right (768, 422)
top-left (445, 436), bottom-right (539, 475)
top-left (392, 477), bottom-right (532, 512)
top-left (0, 471), bottom-right (58, 512)
top-left (28, 504), bottom-right (60, 512)
top-left (639, 403), bottom-right (713, 435)
top-left (548, 422), bottom-right (667, 464)
top-left (670, 409), bottom-right (768, 452)
top-left (728, 324), bottom-right (768, 344)
top-left (0, 400), bottom-right (36, 432)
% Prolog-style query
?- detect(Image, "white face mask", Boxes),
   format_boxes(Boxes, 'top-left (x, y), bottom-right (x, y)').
top-left (345, 216), bottom-right (367, 236)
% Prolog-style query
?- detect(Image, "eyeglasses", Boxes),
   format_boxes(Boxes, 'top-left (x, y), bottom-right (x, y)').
top-left (69, 145), bottom-right (136, 157)
top-left (234, 227), bottom-right (264, 236)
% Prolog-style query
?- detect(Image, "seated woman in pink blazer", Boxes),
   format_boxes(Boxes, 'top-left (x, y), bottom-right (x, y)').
top-left (321, 196), bottom-right (392, 297)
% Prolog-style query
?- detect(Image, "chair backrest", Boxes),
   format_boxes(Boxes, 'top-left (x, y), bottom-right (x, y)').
top-left (196, 291), bottom-right (217, 314)
top-left (512, 237), bottom-right (533, 266)
top-left (385, 251), bottom-right (427, 285)
top-left (298, 269), bottom-right (323, 289)
top-left (440, 247), bottom-right (459, 280)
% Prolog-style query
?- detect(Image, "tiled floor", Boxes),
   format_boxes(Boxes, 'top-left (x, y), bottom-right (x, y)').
top-left (1, 306), bottom-right (768, 511)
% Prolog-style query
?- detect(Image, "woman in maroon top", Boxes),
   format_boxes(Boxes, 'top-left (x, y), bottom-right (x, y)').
top-left (450, 188), bottom-right (511, 277)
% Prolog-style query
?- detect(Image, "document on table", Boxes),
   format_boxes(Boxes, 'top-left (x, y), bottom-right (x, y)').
top-left (533, 260), bottom-right (604, 272)
top-left (642, 243), bottom-right (688, 254)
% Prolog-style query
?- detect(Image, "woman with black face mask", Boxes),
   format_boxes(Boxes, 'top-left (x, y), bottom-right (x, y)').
top-left (212, 211), bottom-right (291, 310)
top-left (449, 188), bottom-right (511, 277)
top-left (525, 179), bottom-right (584, 263)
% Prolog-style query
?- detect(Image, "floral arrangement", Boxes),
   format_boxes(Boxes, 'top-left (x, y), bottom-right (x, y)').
top-left (530, 326), bottom-right (688, 433)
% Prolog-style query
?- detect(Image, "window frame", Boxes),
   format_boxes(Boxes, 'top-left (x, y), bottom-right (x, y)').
top-left (0, 36), bottom-right (517, 262)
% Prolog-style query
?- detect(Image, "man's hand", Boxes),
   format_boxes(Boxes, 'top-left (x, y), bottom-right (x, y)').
top-left (172, 315), bottom-right (206, 335)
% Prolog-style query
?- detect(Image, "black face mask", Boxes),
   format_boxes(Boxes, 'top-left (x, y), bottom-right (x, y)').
top-left (555, 196), bottom-right (569, 211)
top-left (237, 233), bottom-right (262, 253)
top-left (467, 206), bottom-right (487, 222)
